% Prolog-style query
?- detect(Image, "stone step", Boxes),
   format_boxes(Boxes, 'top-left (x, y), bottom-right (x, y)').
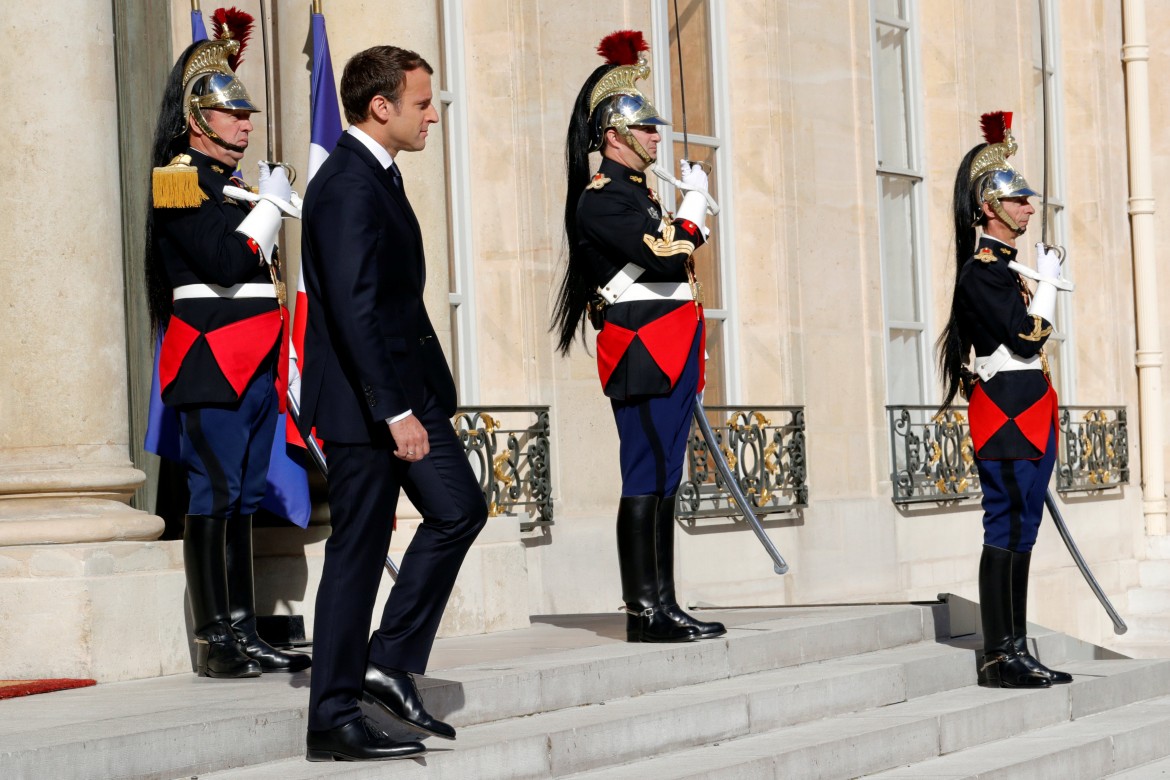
top-left (204, 640), bottom-right (977, 779)
top-left (1124, 588), bottom-right (1170, 615)
top-left (864, 692), bottom-right (1170, 779)
top-left (561, 660), bottom-right (1170, 780)
top-left (1121, 620), bottom-right (1170, 643)
top-left (0, 605), bottom-right (942, 780)
top-left (1139, 560), bottom-right (1170, 589)
top-left (1107, 752), bottom-right (1170, 777)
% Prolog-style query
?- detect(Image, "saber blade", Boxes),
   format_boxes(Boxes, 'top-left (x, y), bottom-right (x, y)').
top-left (1045, 490), bottom-right (1127, 634)
top-left (692, 398), bottom-right (789, 575)
top-left (672, 0), bottom-right (689, 161)
top-left (1038, 0), bottom-right (1051, 247)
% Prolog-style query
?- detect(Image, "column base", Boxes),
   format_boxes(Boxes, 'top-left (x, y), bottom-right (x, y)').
top-left (0, 539), bottom-right (188, 682)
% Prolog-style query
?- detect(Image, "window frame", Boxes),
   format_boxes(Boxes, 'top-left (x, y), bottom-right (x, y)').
top-left (650, 0), bottom-right (742, 403)
top-left (438, 0), bottom-right (479, 402)
top-left (871, 0), bottom-right (933, 406)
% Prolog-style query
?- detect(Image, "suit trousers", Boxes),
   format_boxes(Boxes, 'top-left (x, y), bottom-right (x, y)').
top-left (975, 426), bottom-right (1057, 553)
top-left (307, 390), bottom-right (487, 730)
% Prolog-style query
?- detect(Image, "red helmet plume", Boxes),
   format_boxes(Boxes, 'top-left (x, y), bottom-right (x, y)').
top-left (979, 111), bottom-right (1013, 145)
top-left (597, 30), bottom-right (649, 66)
top-left (211, 7), bottom-right (254, 70)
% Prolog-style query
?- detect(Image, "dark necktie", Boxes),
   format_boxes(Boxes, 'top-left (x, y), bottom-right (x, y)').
top-left (389, 161), bottom-right (404, 192)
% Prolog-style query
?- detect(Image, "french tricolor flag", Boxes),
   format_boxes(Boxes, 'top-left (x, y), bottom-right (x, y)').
top-left (286, 8), bottom-right (342, 452)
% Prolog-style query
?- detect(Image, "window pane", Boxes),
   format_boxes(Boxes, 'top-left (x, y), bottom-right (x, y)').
top-left (701, 316), bottom-right (726, 406)
top-left (669, 0), bottom-right (714, 137)
top-left (874, 0), bottom-right (904, 20)
top-left (874, 22), bottom-right (911, 170)
top-left (674, 141), bottom-right (721, 309)
top-left (887, 328), bottom-right (924, 404)
top-left (878, 174), bottom-right (919, 323)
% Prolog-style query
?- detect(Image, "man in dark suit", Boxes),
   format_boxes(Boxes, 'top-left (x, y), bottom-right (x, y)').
top-left (299, 45), bottom-right (487, 763)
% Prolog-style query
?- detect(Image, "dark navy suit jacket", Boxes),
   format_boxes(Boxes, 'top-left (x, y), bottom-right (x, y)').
top-left (299, 132), bottom-right (457, 444)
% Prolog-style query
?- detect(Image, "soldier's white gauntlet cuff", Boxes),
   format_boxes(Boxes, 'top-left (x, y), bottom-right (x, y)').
top-left (235, 199), bottom-right (283, 264)
top-left (675, 191), bottom-right (709, 237)
top-left (1027, 279), bottom-right (1058, 324)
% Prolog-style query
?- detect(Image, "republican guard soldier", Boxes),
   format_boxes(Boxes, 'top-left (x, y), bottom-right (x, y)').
top-left (936, 112), bottom-right (1074, 688)
top-left (145, 11), bottom-right (309, 678)
top-left (553, 31), bottom-right (725, 643)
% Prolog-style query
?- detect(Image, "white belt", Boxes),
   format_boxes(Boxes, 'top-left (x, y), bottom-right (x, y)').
top-left (614, 281), bottom-right (693, 304)
top-left (173, 283), bottom-right (276, 301)
top-left (973, 344), bottom-right (1042, 382)
top-left (598, 263), bottom-right (644, 304)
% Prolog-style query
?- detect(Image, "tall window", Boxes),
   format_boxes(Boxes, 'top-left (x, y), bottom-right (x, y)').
top-left (1031, 0), bottom-right (1074, 398)
top-left (651, 0), bottom-right (739, 404)
top-left (437, 0), bottom-right (479, 401)
top-left (872, 0), bottom-right (930, 405)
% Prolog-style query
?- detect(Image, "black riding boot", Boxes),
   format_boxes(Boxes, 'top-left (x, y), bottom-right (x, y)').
top-left (226, 515), bottom-right (312, 673)
top-left (655, 495), bottom-right (725, 638)
top-left (617, 496), bottom-right (699, 643)
top-left (184, 515), bottom-right (261, 678)
top-left (1010, 550), bottom-right (1072, 684)
top-left (977, 544), bottom-right (1049, 688)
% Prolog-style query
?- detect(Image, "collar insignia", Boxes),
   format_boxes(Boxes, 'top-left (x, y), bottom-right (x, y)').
top-left (998, 247), bottom-right (1012, 256)
top-left (586, 173), bottom-right (611, 191)
top-left (628, 173), bottom-right (644, 184)
top-left (210, 164), bottom-right (226, 175)
top-left (976, 247), bottom-right (996, 264)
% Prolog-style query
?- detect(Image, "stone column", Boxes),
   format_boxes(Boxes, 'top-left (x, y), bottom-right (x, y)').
top-left (0, 1), bottom-right (179, 682)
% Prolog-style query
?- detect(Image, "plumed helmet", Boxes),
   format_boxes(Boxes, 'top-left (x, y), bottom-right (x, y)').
top-left (181, 7), bottom-right (259, 153)
top-left (585, 31), bottom-right (668, 163)
top-left (968, 111), bottom-right (1038, 234)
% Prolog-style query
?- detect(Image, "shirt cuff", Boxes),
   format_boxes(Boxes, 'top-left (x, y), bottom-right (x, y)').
top-left (386, 409), bottom-right (413, 425)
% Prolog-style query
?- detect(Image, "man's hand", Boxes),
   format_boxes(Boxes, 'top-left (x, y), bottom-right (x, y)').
top-left (389, 415), bottom-right (429, 462)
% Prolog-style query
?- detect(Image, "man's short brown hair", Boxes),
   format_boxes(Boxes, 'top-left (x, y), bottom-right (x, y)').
top-left (340, 45), bottom-right (434, 125)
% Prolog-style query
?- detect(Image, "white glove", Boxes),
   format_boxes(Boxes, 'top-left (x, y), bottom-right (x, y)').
top-left (1027, 242), bottom-right (1060, 323)
top-left (1035, 243), bottom-right (1063, 279)
top-left (679, 160), bottom-right (708, 194)
top-left (252, 162), bottom-right (301, 218)
top-left (258, 162), bottom-right (292, 202)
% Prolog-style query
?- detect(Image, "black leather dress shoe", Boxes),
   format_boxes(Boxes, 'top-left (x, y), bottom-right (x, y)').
top-left (363, 664), bottom-right (456, 740)
top-left (306, 717), bottom-right (426, 762)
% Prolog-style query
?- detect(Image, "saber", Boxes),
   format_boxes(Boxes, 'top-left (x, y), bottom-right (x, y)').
top-left (692, 398), bottom-right (789, 575)
top-left (673, 0), bottom-right (687, 161)
top-left (1045, 493), bottom-right (1127, 634)
top-left (1035, 0), bottom-right (1117, 632)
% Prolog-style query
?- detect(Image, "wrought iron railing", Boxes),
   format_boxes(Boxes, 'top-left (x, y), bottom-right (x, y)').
top-left (888, 403), bottom-right (1129, 503)
top-left (887, 405), bottom-right (980, 504)
top-left (1056, 406), bottom-right (1129, 492)
top-left (676, 406), bottom-right (807, 522)
top-left (454, 406), bottom-right (552, 530)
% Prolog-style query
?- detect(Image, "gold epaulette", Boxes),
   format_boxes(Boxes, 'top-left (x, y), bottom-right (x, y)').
top-left (976, 247), bottom-right (996, 264)
top-left (152, 154), bottom-right (208, 208)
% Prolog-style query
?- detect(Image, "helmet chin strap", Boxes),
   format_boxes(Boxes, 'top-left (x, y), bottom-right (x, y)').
top-left (988, 196), bottom-right (1026, 237)
top-left (191, 105), bottom-right (247, 154)
top-left (613, 117), bottom-right (655, 165)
